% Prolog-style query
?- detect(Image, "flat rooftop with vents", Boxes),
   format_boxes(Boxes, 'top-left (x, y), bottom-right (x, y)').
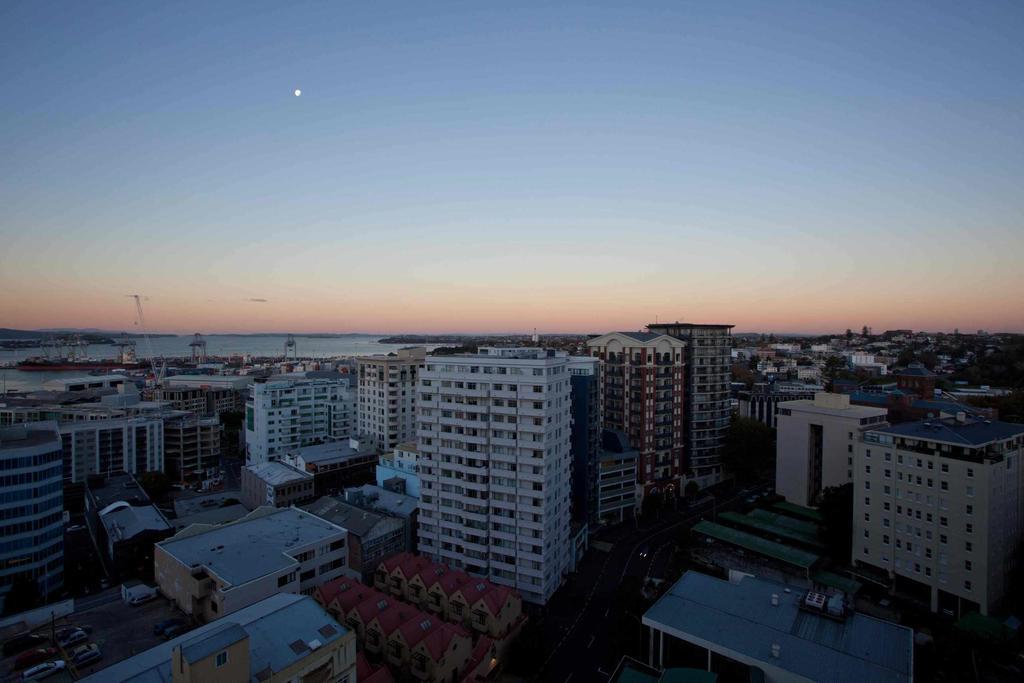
top-left (642, 571), bottom-right (913, 683)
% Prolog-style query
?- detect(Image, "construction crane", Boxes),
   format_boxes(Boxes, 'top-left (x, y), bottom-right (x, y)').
top-left (127, 294), bottom-right (166, 384)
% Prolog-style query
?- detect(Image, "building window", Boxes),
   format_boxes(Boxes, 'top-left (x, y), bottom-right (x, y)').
top-left (216, 652), bottom-right (228, 668)
top-left (964, 580), bottom-right (972, 591)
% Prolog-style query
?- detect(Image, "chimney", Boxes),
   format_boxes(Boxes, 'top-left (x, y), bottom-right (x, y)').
top-left (770, 593), bottom-right (779, 606)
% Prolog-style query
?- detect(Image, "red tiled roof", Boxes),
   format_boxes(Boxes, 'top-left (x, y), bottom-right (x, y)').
top-left (419, 622), bottom-right (469, 660)
top-left (363, 669), bottom-right (395, 683)
top-left (478, 583), bottom-right (513, 616)
top-left (397, 613), bottom-right (440, 649)
top-left (380, 551), bottom-right (416, 573)
top-left (373, 602), bottom-right (419, 636)
top-left (316, 576), bottom-right (357, 607)
top-left (354, 590), bottom-right (394, 622)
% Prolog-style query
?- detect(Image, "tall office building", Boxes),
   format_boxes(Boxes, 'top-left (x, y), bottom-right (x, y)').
top-left (0, 422), bottom-right (64, 609)
top-left (568, 356), bottom-right (602, 524)
top-left (245, 377), bottom-right (355, 465)
top-left (163, 414), bottom-right (221, 484)
top-left (647, 322), bottom-right (734, 487)
top-left (356, 347), bottom-right (426, 452)
top-left (853, 414), bottom-right (1024, 616)
top-left (586, 332), bottom-right (687, 499)
top-left (416, 348), bottom-right (573, 605)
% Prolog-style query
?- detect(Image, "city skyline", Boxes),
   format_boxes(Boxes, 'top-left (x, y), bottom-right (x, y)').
top-left (3, 2), bottom-right (1023, 335)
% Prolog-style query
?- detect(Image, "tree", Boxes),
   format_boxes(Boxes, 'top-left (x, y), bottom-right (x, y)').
top-left (823, 355), bottom-right (848, 390)
top-left (845, 328), bottom-right (853, 345)
top-left (3, 576), bottom-right (41, 616)
top-left (819, 484), bottom-right (853, 564)
top-left (505, 619), bottom-right (547, 676)
top-left (721, 416), bottom-right (775, 484)
top-left (684, 480), bottom-right (700, 499)
top-left (861, 325), bottom-right (870, 338)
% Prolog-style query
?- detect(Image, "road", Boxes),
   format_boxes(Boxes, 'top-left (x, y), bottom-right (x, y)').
top-left (536, 488), bottom-right (750, 682)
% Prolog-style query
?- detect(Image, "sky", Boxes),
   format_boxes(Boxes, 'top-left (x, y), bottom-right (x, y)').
top-left (1, 1), bottom-right (1023, 335)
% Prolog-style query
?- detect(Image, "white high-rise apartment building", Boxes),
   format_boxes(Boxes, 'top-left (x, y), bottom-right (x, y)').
top-left (356, 347), bottom-right (425, 452)
top-left (245, 378), bottom-right (355, 465)
top-left (853, 414), bottom-right (1024, 616)
top-left (416, 348), bottom-right (573, 605)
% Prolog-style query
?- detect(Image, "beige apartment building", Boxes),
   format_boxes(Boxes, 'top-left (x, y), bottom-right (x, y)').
top-left (356, 347), bottom-right (426, 452)
top-left (80, 593), bottom-right (357, 683)
top-left (853, 414), bottom-right (1024, 616)
top-left (775, 393), bottom-right (888, 507)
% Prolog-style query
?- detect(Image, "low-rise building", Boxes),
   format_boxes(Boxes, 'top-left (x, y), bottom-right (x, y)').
top-left (854, 415), bottom-right (1024, 616)
top-left (80, 593), bottom-right (357, 683)
top-left (642, 571), bottom-right (913, 683)
top-left (282, 438), bottom-right (378, 497)
top-left (775, 393), bottom-right (889, 507)
top-left (375, 441), bottom-right (421, 497)
top-left (154, 506), bottom-right (353, 621)
top-left (738, 382), bottom-right (822, 429)
top-left (303, 496), bottom-right (407, 581)
top-left (314, 577), bottom-right (477, 682)
top-left (84, 473), bottom-right (173, 580)
top-left (373, 552), bottom-right (524, 641)
top-left (241, 461), bottom-right (315, 509)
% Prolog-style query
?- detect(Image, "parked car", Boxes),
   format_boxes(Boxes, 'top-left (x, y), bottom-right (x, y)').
top-left (163, 623), bottom-right (189, 639)
top-left (20, 660), bottom-right (65, 681)
top-left (15, 648), bottom-right (58, 670)
top-left (55, 628), bottom-right (87, 649)
top-left (4, 634), bottom-right (48, 657)
top-left (153, 618), bottom-right (185, 636)
top-left (70, 644), bottom-right (102, 667)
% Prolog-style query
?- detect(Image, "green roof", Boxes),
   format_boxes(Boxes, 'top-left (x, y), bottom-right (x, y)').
top-left (772, 500), bottom-right (824, 522)
top-left (693, 521), bottom-right (820, 569)
top-left (748, 508), bottom-right (821, 536)
top-left (660, 669), bottom-right (718, 683)
top-left (813, 570), bottom-right (863, 595)
top-left (718, 511), bottom-right (826, 549)
top-left (955, 612), bottom-right (1014, 643)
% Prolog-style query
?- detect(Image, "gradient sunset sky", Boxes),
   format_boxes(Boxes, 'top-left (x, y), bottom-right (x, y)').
top-left (2, 1), bottom-right (1022, 334)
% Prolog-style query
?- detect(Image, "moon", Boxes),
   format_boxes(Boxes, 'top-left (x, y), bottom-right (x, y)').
top-left (294, 89), bottom-right (302, 97)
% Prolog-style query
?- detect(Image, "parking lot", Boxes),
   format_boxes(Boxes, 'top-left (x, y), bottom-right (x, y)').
top-left (1, 590), bottom-right (193, 681)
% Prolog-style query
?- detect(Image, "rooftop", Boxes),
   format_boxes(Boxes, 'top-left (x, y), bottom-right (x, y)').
top-left (302, 496), bottom-right (400, 538)
top-left (79, 593), bottom-right (349, 683)
top-left (692, 521), bottom-right (820, 570)
top-left (869, 415), bottom-right (1024, 447)
top-left (643, 572), bottom-right (913, 683)
top-left (101, 502), bottom-right (172, 542)
top-left (246, 461), bottom-right (313, 486)
top-left (158, 507), bottom-right (344, 587)
top-left (344, 484), bottom-right (419, 517)
top-left (290, 439), bottom-right (377, 465)
top-left (0, 422), bottom-right (61, 450)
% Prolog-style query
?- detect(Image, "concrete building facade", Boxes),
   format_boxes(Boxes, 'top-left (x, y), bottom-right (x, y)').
top-left (775, 393), bottom-right (889, 507)
top-left (853, 415), bottom-right (1024, 616)
top-left (416, 348), bottom-right (573, 605)
top-left (356, 347), bottom-right (426, 452)
top-left (245, 377), bottom-right (355, 465)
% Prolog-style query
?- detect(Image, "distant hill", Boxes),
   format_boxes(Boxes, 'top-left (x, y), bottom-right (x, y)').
top-left (0, 328), bottom-right (45, 340)
top-left (0, 328), bottom-right (175, 340)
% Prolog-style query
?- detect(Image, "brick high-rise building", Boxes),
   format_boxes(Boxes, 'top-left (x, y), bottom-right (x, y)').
top-left (647, 322), bottom-right (734, 487)
top-left (586, 332), bottom-right (687, 499)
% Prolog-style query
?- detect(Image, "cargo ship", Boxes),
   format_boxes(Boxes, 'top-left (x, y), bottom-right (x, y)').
top-left (15, 357), bottom-right (149, 372)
